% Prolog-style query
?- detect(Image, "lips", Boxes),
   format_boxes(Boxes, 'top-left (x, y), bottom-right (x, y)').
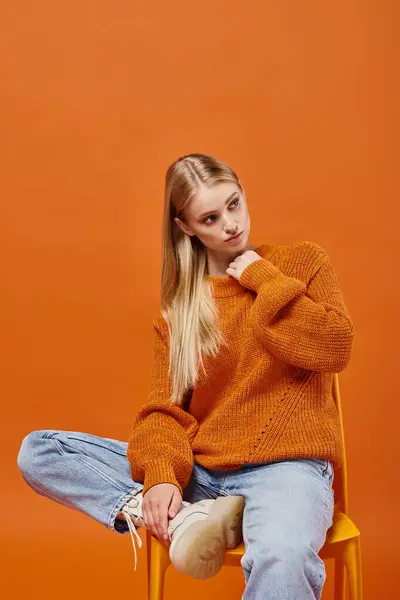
top-left (226, 231), bottom-right (243, 241)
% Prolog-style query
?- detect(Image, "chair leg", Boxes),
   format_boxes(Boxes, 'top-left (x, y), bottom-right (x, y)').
top-left (148, 535), bottom-right (171, 600)
top-left (343, 536), bottom-right (363, 600)
top-left (334, 557), bottom-right (346, 600)
top-left (146, 530), bottom-right (152, 599)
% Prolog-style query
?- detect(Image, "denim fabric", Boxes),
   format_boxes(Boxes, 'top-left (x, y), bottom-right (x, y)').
top-left (18, 430), bottom-right (334, 599)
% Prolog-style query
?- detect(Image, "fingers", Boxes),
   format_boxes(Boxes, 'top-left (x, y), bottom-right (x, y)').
top-left (151, 503), bottom-right (163, 541)
top-left (141, 484), bottom-right (182, 545)
top-left (153, 502), bottom-right (169, 541)
top-left (143, 499), bottom-right (169, 543)
top-left (142, 504), bottom-right (155, 537)
top-left (158, 503), bottom-right (169, 541)
top-left (168, 489), bottom-right (182, 519)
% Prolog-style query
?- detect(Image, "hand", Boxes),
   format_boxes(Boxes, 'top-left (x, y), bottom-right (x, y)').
top-left (226, 250), bottom-right (262, 280)
top-left (142, 482), bottom-right (182, 545)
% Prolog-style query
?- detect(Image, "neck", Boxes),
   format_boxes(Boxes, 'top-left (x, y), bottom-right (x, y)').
top-left (206, 243), bottom-right (269, 298)
top-left (207, 241), bottom-right (258, 277)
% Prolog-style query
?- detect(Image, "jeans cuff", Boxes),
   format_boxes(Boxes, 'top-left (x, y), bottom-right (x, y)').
top-left (107, 487), bottom-right (142, 535)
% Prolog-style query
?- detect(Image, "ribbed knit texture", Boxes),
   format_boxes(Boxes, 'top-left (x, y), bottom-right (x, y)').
top-left (127, 241), bottom-right (354, 496)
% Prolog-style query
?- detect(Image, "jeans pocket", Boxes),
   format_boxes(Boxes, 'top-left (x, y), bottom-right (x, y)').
top-left (321, 460), bottom-right (334, 487)
top-left (294, 458), bottom-right (334, 487)
top-left (294, 459), bottom-right (334, 515)
top-left (320, 461), bottom-right (335, 520)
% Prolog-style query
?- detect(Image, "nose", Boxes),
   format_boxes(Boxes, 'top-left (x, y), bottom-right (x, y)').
top-left (224, 222), bottom-right (238, 234)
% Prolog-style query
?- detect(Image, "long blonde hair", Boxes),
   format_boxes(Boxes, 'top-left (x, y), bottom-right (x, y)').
top-left (160, 153), bottom-right (242, 406)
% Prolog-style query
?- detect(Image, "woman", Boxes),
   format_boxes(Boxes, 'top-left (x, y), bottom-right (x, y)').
top-left (17, 153), bottom-right (354, 599)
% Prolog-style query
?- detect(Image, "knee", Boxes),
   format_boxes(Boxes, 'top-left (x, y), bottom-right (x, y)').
top-left (243, 531), bottom-right (321, 573)
top-left (269, 540), bottom-right (317, 566)
top-left (17, 430), bottom-right (50, 481)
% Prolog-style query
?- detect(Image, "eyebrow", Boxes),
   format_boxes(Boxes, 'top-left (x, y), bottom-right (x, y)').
top-left (197, 192), bottom-right (239, 219)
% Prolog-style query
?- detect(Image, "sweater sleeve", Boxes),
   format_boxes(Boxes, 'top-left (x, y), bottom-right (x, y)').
top-left (127, 319), bottom-right (198, 496)
top-left (239, 244), bottom-right (354, 372)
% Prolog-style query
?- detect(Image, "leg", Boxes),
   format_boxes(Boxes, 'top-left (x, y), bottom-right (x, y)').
top-left (17, 429), bottom-right (143, 533)
top-left (236, 459), bottom-right (334, 600)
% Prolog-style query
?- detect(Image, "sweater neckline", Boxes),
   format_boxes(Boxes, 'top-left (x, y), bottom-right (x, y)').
top-left (206, 244), bottom-right (271, 298)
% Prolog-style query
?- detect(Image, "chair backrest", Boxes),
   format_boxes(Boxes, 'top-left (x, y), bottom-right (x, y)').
top-left (331, 373), bottom-right (348, 514)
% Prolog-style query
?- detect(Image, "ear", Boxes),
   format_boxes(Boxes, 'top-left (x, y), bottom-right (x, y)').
top-left (174, 217), bottom-right (195, 237)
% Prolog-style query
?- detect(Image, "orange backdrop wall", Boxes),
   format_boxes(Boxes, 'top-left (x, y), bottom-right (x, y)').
top-left (1, 1), bottom-right (398, 598)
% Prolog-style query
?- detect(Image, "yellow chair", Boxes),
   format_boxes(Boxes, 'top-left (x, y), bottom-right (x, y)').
top-left (146, 374), bottom-right (362, 600)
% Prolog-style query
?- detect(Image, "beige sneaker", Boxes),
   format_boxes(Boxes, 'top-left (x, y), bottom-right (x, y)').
top-left (168, 495), bottom-right (244, 579)
top-left (121, 492), bottom-right (244, 579)
top-left (120, 491), bottom-right (191, 570)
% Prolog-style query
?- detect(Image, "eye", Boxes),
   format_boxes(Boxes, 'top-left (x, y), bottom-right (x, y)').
top-left (203, 198), bottom-right (240, 224)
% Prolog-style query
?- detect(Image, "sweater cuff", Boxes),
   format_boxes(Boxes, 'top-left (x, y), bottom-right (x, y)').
top-left (143, 460), bottom-right (182, 496)
top-left (239, 258), bottom-right (284, 293)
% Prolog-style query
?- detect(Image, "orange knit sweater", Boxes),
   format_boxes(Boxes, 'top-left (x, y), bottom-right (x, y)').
top-left (127, 241), bottom-right (354, 496)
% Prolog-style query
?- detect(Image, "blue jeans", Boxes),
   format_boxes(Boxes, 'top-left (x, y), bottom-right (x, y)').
top-left (17, 430), bottom-right (334, 599)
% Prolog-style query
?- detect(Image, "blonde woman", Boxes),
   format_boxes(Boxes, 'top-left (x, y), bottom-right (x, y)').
top-left (17, 153), bottom-right (354, 599)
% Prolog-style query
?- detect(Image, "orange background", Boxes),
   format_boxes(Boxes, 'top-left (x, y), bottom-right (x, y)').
top-left (1, 1), bottom-right (398, 598)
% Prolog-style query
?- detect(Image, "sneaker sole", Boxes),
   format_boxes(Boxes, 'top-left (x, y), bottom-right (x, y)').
top-left (170, 495), bottom-right (244, 580)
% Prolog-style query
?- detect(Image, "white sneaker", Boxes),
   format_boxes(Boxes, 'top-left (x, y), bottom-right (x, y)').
top-left (120, 491), bottom-right (191, 570)
top-left (168, 495), bottom-right (244, 580)
top-left (121, 492), bottom-right (244, 579)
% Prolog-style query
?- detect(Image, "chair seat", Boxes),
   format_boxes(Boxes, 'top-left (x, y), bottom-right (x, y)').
top-left (222, 510), bottom-right (360, 567)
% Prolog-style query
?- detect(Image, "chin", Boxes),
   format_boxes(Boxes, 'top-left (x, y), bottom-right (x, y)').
top-left (225, 234), bottom-right (247, 252)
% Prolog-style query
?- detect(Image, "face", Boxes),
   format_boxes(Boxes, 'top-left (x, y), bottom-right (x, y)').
top-left (174, 182), bottom-right (251, 254)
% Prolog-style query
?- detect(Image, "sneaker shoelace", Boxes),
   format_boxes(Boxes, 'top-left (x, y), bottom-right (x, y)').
top-left (121, 505), bottom-right (143, 571)
top-left (121, 496), bottom-right (194, 570)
